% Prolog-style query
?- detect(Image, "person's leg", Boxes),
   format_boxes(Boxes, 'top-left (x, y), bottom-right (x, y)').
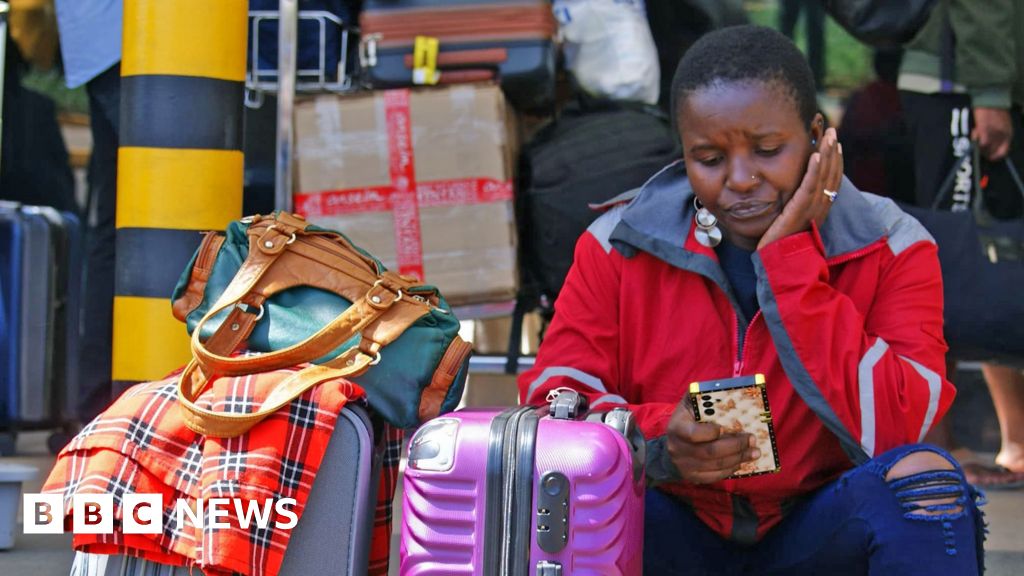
top-left (78, 64), bottom-right (120, 423)
top-left (778, 0), bottom-right (802, 40)
top-left (644, 489), bottom-right (744, 576)
top-left (751, 444), bottom-right (984, 576)
top-left (804, 0), bottom-right (826, 90)
top-left (981, 364), bottom-right (1024, 473)
top-left (899, 91), bottom-right (973, 209)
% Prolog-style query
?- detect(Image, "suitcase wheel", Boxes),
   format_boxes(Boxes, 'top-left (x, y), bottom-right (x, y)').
top-left (47, 431), bottom-right (72, 455)
top-left (0, 433), bottom-right (15, 457)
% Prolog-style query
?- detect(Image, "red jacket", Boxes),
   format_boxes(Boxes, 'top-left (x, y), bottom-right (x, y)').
top-left (519, 161), bottom-right (954, 542)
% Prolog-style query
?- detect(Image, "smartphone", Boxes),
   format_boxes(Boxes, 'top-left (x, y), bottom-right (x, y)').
top-left (689, 374), bottom-right (780, 478)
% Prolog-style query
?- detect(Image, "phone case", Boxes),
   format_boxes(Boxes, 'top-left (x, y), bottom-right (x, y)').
top-left (689, 374), bottom-right (780, 478)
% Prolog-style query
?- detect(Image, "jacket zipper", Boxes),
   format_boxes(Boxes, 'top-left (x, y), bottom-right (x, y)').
top-left (733, 310), bottom-right (762, 377)
top-left (731, 237), bottom-right (885, 375)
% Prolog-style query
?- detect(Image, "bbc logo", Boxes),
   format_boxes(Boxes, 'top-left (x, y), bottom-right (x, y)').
top-left (24, 494), bottom-right (163, 534)
top-left (23, 493), bottom-right (299, 534)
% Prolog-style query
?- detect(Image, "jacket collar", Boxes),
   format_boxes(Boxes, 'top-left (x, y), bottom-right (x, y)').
top-left (609, 160), bottom-right (888, 264)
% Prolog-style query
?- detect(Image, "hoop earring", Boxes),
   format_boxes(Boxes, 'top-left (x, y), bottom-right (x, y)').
top-left (693, 197), bottom-right (722, 248)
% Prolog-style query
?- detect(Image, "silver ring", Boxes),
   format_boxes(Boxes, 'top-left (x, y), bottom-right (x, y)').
top-left (823, 189), bottom-right (838, 202)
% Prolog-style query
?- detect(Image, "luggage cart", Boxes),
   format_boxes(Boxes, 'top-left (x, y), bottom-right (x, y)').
top-left (247, 1), bottom-right (533, 375)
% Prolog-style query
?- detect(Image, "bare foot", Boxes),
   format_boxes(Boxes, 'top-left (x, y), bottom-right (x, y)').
top-left (995, 443), bottom-right (1024, 474)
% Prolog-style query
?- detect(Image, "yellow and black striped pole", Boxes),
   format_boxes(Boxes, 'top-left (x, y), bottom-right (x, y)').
top-left (113, 0), bottom-right (247, 392)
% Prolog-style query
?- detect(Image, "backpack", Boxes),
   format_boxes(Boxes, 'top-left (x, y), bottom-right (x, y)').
top-left (517, 97), bottom-right (680, 311)
top-left (824, 0), bottom-right (938, 48)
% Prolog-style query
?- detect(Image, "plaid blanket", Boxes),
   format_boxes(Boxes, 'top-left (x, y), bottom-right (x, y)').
top-left (42, 365), bottom-right (401, 576)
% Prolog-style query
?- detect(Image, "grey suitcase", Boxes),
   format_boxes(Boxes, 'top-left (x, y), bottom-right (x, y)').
top-left (69, 403), bottom-right (383, 576)
top-left (17, 205), bottom-right (57, 422)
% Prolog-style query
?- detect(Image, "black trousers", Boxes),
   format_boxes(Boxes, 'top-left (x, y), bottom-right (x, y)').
top-left (79, 64), bottom-right (120, 422)
top-left (779, 0), bottom-right (825, 90)
top-left (900, 91), bottom-right (1023, 219)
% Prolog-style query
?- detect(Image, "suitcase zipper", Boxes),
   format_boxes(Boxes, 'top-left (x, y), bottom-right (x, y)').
top-left (509, 408), bottom-right (539, 575)
top-left (485, 406), bottom-right (540, 576)
top-left (484, 408), bottom-right (518, 571)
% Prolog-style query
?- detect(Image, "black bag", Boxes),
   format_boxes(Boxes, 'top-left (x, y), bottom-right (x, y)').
top-left (518, 98), bottom-right (680, 306)
top-left (823, 0), bottom-right (938, 47)
top-left (901, 145), bottom-right (1024, 364)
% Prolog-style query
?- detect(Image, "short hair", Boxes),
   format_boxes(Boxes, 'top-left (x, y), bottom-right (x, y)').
top-left (670, 25), bottom-right (818, 128)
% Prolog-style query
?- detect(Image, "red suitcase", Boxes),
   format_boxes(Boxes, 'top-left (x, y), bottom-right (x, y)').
top-left (360, 0), bottom-right (557, 112)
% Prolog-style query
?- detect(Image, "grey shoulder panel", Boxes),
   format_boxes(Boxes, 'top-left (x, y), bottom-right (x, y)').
top-left (587, 203), bottom-right (628, 254)
top-left (859, 192), bottom-right (935, 256)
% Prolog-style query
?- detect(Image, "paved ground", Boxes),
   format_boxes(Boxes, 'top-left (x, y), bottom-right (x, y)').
top-left (1, 368), bottom-right (1022, 575)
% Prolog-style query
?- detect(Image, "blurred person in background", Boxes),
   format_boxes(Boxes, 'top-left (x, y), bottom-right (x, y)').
top-left (899, 0), bottom-right (1024, 489)
top-left (54, 0), bottom-right (121, 423)
top-left (0, 0), bottom-right (75, 212)
top-left (778, 0), bottom-right (826, 91)
top-left (838, 48), bottom-right (914, 203)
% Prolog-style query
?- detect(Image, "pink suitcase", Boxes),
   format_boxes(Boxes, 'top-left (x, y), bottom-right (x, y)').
top-left (401, 390), bottom-right (645, 575)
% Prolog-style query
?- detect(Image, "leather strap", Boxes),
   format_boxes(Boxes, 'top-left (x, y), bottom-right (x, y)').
top-left (176, 212), bottom-right (452, 436)
top-left (171, 232), bottom-right (226, 323)
top-left (418, 335), bottom-right (473, 422)
top-left (192, 214), bottom-right (431, 372)
top-left (189, 285), bottom-right (398, 376)
top-left (177, 351), bottom-right (375, 437)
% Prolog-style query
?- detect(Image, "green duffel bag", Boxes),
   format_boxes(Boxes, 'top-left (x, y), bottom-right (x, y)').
top-left (171, 211), bottom-right (472, 432)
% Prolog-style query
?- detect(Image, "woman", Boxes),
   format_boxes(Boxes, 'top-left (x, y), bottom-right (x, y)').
top-left (519, 26), bottom-right (985, 574)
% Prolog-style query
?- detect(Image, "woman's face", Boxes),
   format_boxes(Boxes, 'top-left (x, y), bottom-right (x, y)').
top-left (678, 80), bottom-right (824, 251)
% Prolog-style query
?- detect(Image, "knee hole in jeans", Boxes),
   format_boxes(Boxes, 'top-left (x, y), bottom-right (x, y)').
top-left (885, 450), bottom-right (969, 555)
top-left (885, 450), bottom-right (966, 520)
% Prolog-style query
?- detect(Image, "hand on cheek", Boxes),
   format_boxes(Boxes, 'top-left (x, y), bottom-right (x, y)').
top-left (757, 127), bottom-right (844, 250)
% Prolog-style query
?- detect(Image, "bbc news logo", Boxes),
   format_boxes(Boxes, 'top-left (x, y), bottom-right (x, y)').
top-left (23, 494), bottom-right (299, 534)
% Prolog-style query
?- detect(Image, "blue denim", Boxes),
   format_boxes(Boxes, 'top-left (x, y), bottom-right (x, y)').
top-left (644, 444), bottom-right (987, 575)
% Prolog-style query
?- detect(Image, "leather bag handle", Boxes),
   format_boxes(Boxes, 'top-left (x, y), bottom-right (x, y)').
top-left (189, 281), bottom-right (405, 376)
top-left (177, 353), bottom-right (375, 437)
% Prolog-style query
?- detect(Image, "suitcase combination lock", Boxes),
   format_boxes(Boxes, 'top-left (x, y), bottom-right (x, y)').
top-left (536, 471), bottom-right (570, 553)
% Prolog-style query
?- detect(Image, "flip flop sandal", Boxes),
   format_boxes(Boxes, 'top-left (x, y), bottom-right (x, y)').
top-left (960, 461), bottom-right (1024, 491)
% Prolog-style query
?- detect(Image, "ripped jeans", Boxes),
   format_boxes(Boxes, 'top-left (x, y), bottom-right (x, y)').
top-left (644, 444), bottom-right (987, 575)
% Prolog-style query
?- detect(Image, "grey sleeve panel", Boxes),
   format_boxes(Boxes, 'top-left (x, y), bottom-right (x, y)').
top-left (587, 204), bottom-right (628, 254)
top-left (899, 355), bottom-right (944, 444)
top-left (526, 366), bottom-right (608, 399)
top-left (645, 435), bottom-right (683, 485)
top-left (752, 253), bottom-right (870, 466)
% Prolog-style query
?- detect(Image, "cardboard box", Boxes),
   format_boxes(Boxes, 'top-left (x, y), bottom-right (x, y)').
top-left (294, 83), bottom-right (519, 305)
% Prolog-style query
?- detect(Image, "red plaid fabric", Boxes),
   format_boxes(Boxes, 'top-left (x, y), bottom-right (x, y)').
top-left (370, 424), bottom-right (404, 575)
top-left (42, 365), bottom-right (398, 576)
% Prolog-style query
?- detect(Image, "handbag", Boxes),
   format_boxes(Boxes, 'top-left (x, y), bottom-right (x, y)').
top-left (171, 212), bottom-right (472, 435)
top-left (900, 143), bottom-right (1024, 364)
top-left (823, 0), bottom-right (937, 47)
